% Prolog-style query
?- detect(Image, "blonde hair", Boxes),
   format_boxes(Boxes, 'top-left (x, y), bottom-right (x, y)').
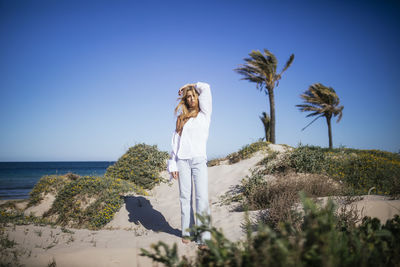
top-left (175, 85), bottom-right (199, 135)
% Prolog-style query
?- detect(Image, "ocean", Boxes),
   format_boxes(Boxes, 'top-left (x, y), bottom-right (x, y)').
top-left (0, 161), bottom-right (116, 200)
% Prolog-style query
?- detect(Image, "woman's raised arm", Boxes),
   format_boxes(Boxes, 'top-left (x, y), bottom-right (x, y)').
top-left (195, 82), bottom-right (212, 119)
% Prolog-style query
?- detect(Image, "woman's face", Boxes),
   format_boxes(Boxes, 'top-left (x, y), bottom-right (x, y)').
top-left (185, 90), bottom-right (198, 109)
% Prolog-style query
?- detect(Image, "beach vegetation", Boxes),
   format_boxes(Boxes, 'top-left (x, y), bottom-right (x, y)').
top-left (47, 257), bottom-right (57, 267)
top-left (227, 140), bottom-right (271, 164)
top-left (105, 143), bottom-right (169, 190)
top-left (287, 145), bottom-right (400, 196)
top-left (34, 229), bottom-right (42, 237)
top-left (241, 172), bottom-right (342, 229)
top-left (235, 49), bottom-right (295, 144)
top-left (0, 227), bottom-right (22, 267)
top-left (240, 144), bottom-right (399, 202)
top-left (0, 208), bottom-right (53, 227)
top-left (28, 174), bottom-right (73, 207)
top-left (220, 143), bottom-right (399, 229)
top-left (1, 143), bottom-right (170, 231)
top-left (60, 227), bottom-right (74, 234)
top-left (43, 176), bottom-right (138, 229)
top-left (142, 196), bottom-right (400, 266)
top-left (208, 140), bottom-right (272, 166)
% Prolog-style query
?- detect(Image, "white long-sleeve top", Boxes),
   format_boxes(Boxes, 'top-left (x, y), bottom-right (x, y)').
top-left (167, 82), bottom-right (212, 176)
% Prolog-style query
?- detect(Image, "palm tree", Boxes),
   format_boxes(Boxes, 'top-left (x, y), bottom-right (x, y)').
top-left (296, 83), bottom-right (344, 149)
top-left (235, 49), bottom-right (294, 144)
top-left (259, 112), bottom-right (271, 142)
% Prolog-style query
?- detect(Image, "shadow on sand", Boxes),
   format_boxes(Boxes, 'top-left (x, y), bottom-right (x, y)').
top-left (124, 196), bottom-right (181, 237)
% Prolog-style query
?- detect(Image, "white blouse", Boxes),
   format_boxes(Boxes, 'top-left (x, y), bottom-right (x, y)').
top-left (167, 82), bottom-right (212, 175)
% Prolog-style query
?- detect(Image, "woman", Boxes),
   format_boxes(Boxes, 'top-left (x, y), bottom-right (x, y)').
top-left (167, 82), bottom-right (212, 247)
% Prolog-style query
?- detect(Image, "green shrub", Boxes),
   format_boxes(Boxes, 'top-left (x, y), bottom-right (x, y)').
top-left (240, 170), bottom-right (341, 229)
top-left (298, 146), bottom-right (400, 196)
top-left (261, 145), bottom-right (400, 197)
top-left (207, 141), bottom-right (275, 167)
top-left (44, 176), bottom-right (138, 229)
top-left (289, 145), bottom-right (328, 174)
top-left (23, 143), bottom-right (169, 230)
top-left (227, 141), bottom-right (270, 164)
top-left (28, 174), bottom-right (73, 206)
top-left (0, 209), bottom-right (53, 226)
top-left (326, 151), bottom-right (400, 196)
top-left (105, 143), bottom-right (169, 190)
top-left (240, 170), bottom-right (270, 210)
top-left (222, 145), bottom-right (399, 229)
top-left (142, 196), bottom-right (400, 267)
top-left (207, 158), bottom-right (224, 167)
top-left (256, 150), bottom-right (289, 174)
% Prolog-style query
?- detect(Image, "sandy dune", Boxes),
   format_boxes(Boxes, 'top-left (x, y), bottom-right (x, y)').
top-left (3, 148), bottom-right (400, 266)
top-left (4, 151), bottom-right (267, 266)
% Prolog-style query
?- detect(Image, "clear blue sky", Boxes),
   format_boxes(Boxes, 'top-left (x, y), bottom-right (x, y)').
top-left (1, 0), bottom-right (399, 161)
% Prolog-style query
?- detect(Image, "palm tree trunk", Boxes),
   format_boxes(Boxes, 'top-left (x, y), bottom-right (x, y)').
top-left (268, 88), bottom-right (276, 144)
top-left (264, 126), bottom-right (268, 142)
top-left (326, 115), bottom-right (333, 149)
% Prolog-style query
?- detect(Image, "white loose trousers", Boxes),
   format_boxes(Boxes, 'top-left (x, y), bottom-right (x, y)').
top-left (177, 156), bottom-right (211, 243)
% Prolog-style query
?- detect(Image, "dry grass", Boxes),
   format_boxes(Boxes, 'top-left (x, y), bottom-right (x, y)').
top-left (241, 172), bottom-right (344, 229)
top-left (244, 172), bottom-right (342, 209)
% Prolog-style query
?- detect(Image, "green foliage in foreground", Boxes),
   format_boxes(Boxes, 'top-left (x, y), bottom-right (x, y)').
top-left (141, 195), bottom-right (400, 267)
top-left (44, 176), bottom-right (138, 229)
top-left (105, 143), bottom-right (169, 190)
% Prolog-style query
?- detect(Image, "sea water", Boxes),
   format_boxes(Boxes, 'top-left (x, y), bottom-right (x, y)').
top-left (0, 161), bottom-right (115, 200)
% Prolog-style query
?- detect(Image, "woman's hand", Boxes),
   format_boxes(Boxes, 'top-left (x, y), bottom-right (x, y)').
top-left (179, 83), bottom-right (196, 96)
top-left (171, 171), bottom-right (179, 180)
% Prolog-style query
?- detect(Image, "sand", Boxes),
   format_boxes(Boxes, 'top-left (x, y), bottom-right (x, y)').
top-left (2, 148), bottom-right (400, 266)
top-left (23, 193), bottom-right (55, 217)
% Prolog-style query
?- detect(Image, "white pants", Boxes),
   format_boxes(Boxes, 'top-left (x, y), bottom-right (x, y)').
top-left (177, 156), bottom-right (211, 243)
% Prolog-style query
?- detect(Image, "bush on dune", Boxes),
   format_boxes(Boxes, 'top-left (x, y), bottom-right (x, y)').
top-left (28, 174), bottom-right (75, 207)
top-left (242, 145), bottom-right (399, 204)
top-left (1, 174), bottom-right (135, 228)
top-left (240, 170), bottom-right (342, 229)
top-left (288, 145), bottom-right (400, 196)
top-left (44, 176), bottom-right (138, 229)
top-left (208, 140), bottom-right (272, 166)
top-left (105, 143), bottom-right (169, 190)
top-left (227, 141), bottom-right (271, 164)
top-left (0, 209), bottom-right (52, 226)
top-left (39, 143), bottom-right (169, 229)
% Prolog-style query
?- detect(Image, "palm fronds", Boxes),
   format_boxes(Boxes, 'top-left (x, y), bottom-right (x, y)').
top-left (296, 83), bottom-right (344, 148)
top-left (297, 83), bottom-right (343, 122)
top-left (234, 49), bottom-right (294, 144)
top-left (234, 49), bottom-right (294, 92)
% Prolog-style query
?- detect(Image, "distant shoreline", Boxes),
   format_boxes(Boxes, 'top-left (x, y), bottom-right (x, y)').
top-left (0, 198), bottom-right (27, 204)
top-left (0, 196), bottom-right (29, 201)
top-left (0, 161), bottom-right (115, 201)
